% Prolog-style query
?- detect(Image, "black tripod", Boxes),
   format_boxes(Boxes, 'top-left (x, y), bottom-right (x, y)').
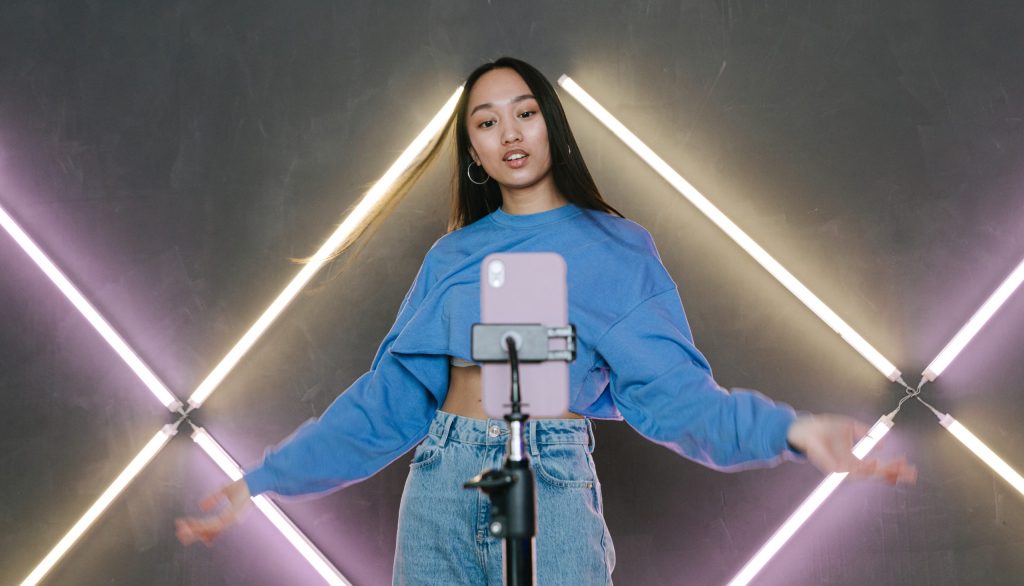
top-left (464, 324), bottom-right (576, 586)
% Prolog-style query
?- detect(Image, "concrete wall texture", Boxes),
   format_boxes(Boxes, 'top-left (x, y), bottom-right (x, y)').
top-left (1, 2), bottom-right (1022, 584)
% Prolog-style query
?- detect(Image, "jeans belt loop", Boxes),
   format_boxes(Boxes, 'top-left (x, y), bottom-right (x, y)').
top-left (586, 419), bottom-right (596, 454)
top-left (528, 419), bottom-right (540, 457)
top-left (437, 412), bottom-right (456, 448)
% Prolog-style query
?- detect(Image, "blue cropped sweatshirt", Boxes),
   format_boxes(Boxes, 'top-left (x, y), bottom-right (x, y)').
top-left (244, 204), bottom-right (800, 497)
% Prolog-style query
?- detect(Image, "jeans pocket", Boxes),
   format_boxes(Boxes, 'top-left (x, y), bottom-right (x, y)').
top-left (409, 437), bottom-right (442, 470)
top-left (533, 443), bottom-right (595, 489)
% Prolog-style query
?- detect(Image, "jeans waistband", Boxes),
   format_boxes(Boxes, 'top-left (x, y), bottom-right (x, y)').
top-left (430, 410), bottom-right (595, 453)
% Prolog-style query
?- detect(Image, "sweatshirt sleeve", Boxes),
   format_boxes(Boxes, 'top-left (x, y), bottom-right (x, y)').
top-left (595, 287), bottom-right (801, 471)
top-left (243, 255), bottom-right (446, 497)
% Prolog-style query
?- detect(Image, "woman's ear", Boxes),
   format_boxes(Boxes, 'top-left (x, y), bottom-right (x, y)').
top-left (467, 146), bottom-right (480, 166)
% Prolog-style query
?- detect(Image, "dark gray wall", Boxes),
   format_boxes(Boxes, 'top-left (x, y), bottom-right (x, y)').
top-left (2, 1), bottom-right (1023, 584)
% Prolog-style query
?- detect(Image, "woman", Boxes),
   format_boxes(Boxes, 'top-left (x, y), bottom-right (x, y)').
top-left (177, 57), bottom-right (914, 584)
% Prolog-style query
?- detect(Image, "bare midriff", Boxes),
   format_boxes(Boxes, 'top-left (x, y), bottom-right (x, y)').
top-left (442, 365), bottom-right (584, 420)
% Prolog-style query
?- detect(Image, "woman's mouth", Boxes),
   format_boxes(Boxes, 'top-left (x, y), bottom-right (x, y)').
top-left (503, 150), bottom-right (529, 168)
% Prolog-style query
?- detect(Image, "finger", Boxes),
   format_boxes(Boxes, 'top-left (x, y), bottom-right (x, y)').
top-left (879, 459), bottom-right (918, 485)
top-left (884, 465), bottom-right (900, 485)
top-left (880, 460), bottom-right (903, 485)
top-left (200, 489), bottom-right (226, 512)
top-left (194, 519), bottom-right (224, 546)
top-left (846, 457), bottom-right (879, 479)
top-left (180, 515), bottom-right (226, 538)
top-left (176, 517), bottom-right (223, 546)
top-left (175, 519), bottom-right (197, 546)
top-left (200, 529), bottom-right (217, 547)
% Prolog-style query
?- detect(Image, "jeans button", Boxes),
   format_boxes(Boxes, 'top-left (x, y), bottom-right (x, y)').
top-left (488, 425), bottom-right (501, 438)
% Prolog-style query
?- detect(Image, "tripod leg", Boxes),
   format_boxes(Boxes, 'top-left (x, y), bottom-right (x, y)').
top-left (504, 536), bottom-right (535, 586)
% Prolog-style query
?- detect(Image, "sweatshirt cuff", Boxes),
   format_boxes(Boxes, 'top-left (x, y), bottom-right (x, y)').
top-left (776, 408), bottom-right (808, 462)
top-left (242, 465), bottom-right (278, 497)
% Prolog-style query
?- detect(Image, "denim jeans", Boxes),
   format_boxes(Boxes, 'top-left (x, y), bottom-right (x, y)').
top-left (394, 411), bottom-right (615, 585)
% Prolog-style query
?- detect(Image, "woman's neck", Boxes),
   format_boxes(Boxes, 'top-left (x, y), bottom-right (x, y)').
top-left (499, 181), bottom-right (569, 215)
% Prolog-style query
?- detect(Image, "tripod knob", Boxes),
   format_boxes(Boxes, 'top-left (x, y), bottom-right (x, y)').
top-left (463, 469), bottom-right (513, 491)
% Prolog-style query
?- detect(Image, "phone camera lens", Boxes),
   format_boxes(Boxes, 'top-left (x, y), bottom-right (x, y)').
top-left (487, 260), bottom-right (505, 287)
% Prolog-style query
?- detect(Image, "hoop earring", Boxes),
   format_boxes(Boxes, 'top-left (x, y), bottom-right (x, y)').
top-left (467, 161), bottom-right (490, 185)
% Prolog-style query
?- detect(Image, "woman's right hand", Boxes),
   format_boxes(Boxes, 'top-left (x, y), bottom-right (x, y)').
top-left (175, 478), bottom-right (252, 546)
top-left (787, 414), bottom-right (917, 484)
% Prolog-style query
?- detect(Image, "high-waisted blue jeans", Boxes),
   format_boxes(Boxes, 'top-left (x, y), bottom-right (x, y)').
top-left (393, 411), bottom-right (615, 585)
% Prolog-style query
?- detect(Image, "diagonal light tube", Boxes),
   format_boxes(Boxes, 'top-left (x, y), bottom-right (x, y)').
top-left (728, 249), bottom-right (1024, 583)
top-left (12, 87), bottom-right (463, 584)
top-left (727, 416), bottom-right (894, 586)
top-left (2, 201), bottom-right (190, 584)
top-left (923, 255), bottom-right (1024, 381)
top-left (19, 426), bottom-right (177, 586)
top-left (190, 427), bottom-right (351, 586)
top-left (729, 250), bottom-right (1024, 583)
top-left (187, 86), bottom-right (463, 409)
top-left (558, 74), bottom-right (906, 585)
top-left (0, 203), bottom-right (183, 411)
top-left (4, 207), bottom-right (339, 585)
top-left (557, 76), bottom-right (902, 383)
top-left (937, 414), bottom-right (1024, 497)
top-left (6, 72), bottom-right (1017, 586)
top-left (916, 255), bottom-right (1024, 498)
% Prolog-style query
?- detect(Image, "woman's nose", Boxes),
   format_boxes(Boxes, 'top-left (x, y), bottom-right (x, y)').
top-left (501, 123), bottom-right (522, 144)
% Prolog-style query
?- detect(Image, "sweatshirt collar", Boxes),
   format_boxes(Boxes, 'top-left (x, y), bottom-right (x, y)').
top-left (488, 203), bottom-right (581, 228)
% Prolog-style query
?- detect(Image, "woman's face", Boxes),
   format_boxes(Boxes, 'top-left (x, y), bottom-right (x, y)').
top-left (465, 68), bottom-right (555, 198)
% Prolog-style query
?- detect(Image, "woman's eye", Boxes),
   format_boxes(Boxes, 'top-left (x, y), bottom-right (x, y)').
top-left (519, 110), bottom-right (537, 119)
top-left (478, 120), bottom-right (496, 129)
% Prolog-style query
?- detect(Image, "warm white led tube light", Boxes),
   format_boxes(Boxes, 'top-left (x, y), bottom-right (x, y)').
top-left (190, 427), bottom-right (351, 586)
top-left (0, 203), bottom-right (183, 411)
top-left (923, 255), bottom-right (1024, 381)
top-left (727, 415), bottom-right (894, 586)
top-left (187, 86), bottom-right (463, 409)
top-left (939, 414), bottom-right (1024, 497)
top-left (20, 426), bottom-right (176, 586)
top-left (557, 76), bottom-right (902, 382)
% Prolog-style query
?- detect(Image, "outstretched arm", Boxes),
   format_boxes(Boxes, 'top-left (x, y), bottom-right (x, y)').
top-left (598, 288), bottom-right (800, 469)
top-left (598, 287), bottom-right (915, 482)
top-left (176, 249), bottom-right (448, 543)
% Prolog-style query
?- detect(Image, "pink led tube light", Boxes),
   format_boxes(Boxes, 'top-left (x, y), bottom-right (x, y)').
top-left (190, 426), bottom-right (351, 586)
top-left (0, 203), bottom-right (183, 411)
top-left (938, 414), bottom-right (1024, 497)
top-left (557, 76), bottom-right (902, 383)
top-left (20, 426), bottom-right (177, 586)
top-left (923, 255), bottom-right (1024, 381)
top-left (727, 415), bottom-right (894, 586)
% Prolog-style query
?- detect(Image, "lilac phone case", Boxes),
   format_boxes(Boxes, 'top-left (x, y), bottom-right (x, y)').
top-left (480, 252), bottom-right (570, 418)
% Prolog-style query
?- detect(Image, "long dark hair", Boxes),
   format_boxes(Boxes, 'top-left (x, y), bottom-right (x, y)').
top-left (449, 57), bottom-right (622, 231)
top-left (307, 57), bottom-right (620, 270)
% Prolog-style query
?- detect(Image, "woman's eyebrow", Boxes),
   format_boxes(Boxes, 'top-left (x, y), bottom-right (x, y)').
top-left (469, 94), bottom-right (537, 116)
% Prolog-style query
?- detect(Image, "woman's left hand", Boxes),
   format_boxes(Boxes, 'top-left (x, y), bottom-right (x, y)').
top-left (786, 414), bottom-right (917, 484)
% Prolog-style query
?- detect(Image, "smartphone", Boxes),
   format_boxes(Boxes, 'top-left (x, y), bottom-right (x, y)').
top-left (479, 252), bottom-right (570, 418)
